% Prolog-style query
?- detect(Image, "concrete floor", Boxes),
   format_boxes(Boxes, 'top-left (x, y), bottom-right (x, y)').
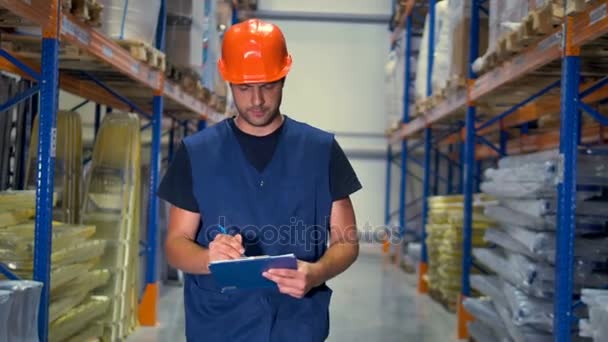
top-left (128, 246), bottom-right (459, 342)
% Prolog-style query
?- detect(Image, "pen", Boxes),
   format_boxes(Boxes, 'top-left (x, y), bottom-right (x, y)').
top-left (218, 225), bottom-right (228, 235)
top-left (219, 225), bottom-right (245, 256)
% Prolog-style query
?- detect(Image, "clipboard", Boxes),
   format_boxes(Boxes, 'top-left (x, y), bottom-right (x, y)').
top-left (208, 253), bottom-right (298, 291)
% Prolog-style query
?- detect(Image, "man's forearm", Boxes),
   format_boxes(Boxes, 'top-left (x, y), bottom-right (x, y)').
top-left (166, 236), bottom-right (211, 275)
top-left (313, 241), bottom-right (359, 286)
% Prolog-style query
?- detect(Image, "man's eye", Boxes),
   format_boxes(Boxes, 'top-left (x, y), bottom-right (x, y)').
top-left (238, 86), bottom-right (250, 91)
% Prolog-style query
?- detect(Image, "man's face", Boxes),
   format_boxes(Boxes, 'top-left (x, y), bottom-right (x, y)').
top-left (230, 79), bottom-right (284, 127)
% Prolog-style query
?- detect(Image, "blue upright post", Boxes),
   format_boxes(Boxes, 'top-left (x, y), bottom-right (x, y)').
top-left (554, 17), bottom-right (580, 342)
top-left (140, 0), bottom-right (166, 326)
top-left (33, 1), bottom-right (60, 340)
top-left (418, 0), bottom-right (435, 293)
top-left (458, 0), bottom-right (480, 338)
top-left (385, 144), bottom-right (393, 227)
top-left (198, 119), bottom-right (207, 131)
top-left (399, 15), bottom-right (413, 239)
top-left (447, 144), bottom-right (454, 194)
top-left (433, 147), bottom-right (440, 195)
top-left (397, 13), bottom-right (412, 269)
top-left (459, 141), bottom-right (464, 193)
top-left (475, 160), bottom-right (481, 193)
top-left (499, 129), bottom-right (508, 157)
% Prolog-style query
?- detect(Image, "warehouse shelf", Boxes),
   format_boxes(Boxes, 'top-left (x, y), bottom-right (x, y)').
top-left (395, 89), bottom-right (467, 140)
top-left (0, 0), bottom-right (228, 340)
top-left (475, 123), bottom-right (608, 159)
top-left (385, 1), bottom-right (608, 341)
top-left (470, 29), bottom-right (562, 100)
top-left (0, 0), bottom-right (222, 121)
top-left (572, 0), bottom-right (608, 46)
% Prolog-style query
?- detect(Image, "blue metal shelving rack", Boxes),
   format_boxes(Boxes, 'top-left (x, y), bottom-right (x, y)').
top-left (0, 0), bottom-right (226, 339)
top-left (387, 1), bottom-right (608, 341)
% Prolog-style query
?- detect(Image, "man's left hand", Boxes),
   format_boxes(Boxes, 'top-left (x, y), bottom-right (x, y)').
top-left (262, 261), bottom-right (325, 299)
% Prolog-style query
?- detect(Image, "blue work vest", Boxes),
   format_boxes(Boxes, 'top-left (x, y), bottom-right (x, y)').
top-left (182, 116), bottom-right (334, 342)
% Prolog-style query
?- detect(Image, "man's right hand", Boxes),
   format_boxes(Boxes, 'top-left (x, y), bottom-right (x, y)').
top-left (208, 234), bottom-right (245, 262)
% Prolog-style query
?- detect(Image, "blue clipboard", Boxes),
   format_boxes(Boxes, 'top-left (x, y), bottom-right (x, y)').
top-left (208, 253), bottom-right (298, 292)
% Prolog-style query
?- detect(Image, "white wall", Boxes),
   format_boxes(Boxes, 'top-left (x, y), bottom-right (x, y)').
top-left (257, 0), bottom-right (392, 232)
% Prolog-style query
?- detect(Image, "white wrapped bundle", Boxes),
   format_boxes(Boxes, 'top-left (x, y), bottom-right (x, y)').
top-left (98, 0), bottom-right (161, 44)
top-left (415, 0), bottom-right (447, 100)
top-left (580, 289), bottom-right (608, 341)
top-left (165, 0), bottom-right (206, 76)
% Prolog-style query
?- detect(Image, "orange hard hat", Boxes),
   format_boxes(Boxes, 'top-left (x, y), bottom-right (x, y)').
top-left (218, 19), bottom-right (292, 84)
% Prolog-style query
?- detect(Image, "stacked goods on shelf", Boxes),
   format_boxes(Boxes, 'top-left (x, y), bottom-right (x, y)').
top-left (82, 112), bottom-right (142, 341)
top-left (580, 288), bottom-right (608, 341)
top-left (384, 37), bottom-right (406, 133)
top-left (415, 0), bottom-right (446, 102)
top-left (98, 0), bottom-right (165, 70)
top-left (414, 0), bottom-right (489, 110)
top-left (26, 111), bottom-right (83, 224)
top-left (99, 0), bottom-right (161, 44)
top-left (469, 149), bottom-right (608, 341)
top-left (430, 0), bottom-right (488, 95)
top-left (425, 194), bottom-right (494, 311)
top-left (0, 280), bottom-right (43, 342)
top-left (165, 0), bottom-right (215, 103)
top-left (473, 0), bottom-right (564, 74)
top-left (0, 191), bottom-right (111, 342)
top-left (62, 0), bottom-right (104, 27)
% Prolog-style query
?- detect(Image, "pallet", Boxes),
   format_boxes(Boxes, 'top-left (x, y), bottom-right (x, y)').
top-left (114, 39), bottom-right (166, 72)
top-left (62, 0), bottom-right (103, 27)
top-left (566, 0), bottom-right (593, 15)
top-left (0, 32), bottom-right (97, 64)
top-left (526, 1), bottom-right (563, 37)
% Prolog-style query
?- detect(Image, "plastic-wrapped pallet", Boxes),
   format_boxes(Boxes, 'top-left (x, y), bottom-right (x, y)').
top-left (477, 148), bottom-right (608, 340)
top-left (430, 0), bottom-right (450, 93)
top-left (415, 0), bottom-right (446, 100)
top-left (82, 112), bottom-right (141, 340)
top-left (0, 280), bottom-right (43, 342)
top-left (384, 45), bottom-right (405, 132)
top-left (26, 111), bottom-right (83, 224)
top-left (0, 290), bottom-right (12, 342)
top-left (98, 0), bottom-right (161, 44)
top-left (165, 0), bottom-right (206, 77)
top-left (446, 0), bottom-right (489, 82)
top-left (430, 0), bottom-right (490, 92)
top-left (473, 0), bottom-right (529, 72)
top-left (425, 194), bottom-right (494, 306)
top-left (580, 288), bottom-right (608, 341)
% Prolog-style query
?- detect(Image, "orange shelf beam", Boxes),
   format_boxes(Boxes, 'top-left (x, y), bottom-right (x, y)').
top-left (572, 0), bottom-right (608, 47)
top-left (0, 0), bottom-right (51, 28)
top-left (390, 89), bottom-right (467, 142)
top-left (0, 0), bottom-right (214, 119)
top-left (0, 55), bottom-right (132, 112)
top-left (471, 29), bottom-right (562, 100)
top-left (476, 124), bottom-right (608, 159)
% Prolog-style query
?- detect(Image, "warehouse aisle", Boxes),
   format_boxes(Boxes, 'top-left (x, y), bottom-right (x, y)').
top-left (128, 246), bottom-right (457, 342)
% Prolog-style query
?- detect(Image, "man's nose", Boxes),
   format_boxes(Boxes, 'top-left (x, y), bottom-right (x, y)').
top-left (252, 87), bottom-right (264, 107)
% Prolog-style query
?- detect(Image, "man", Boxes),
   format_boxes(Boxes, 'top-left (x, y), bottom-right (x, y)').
top-left (158, 19), bottom-right (361, 342)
